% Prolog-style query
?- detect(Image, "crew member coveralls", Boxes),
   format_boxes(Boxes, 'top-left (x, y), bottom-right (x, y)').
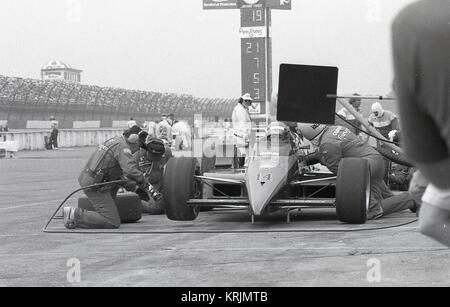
top-left (133, 146), bottom-right (172, 208)
top-left (312, 126), bottom-right (415, 219)
top-left (76, 136), bottom-right (145, 228)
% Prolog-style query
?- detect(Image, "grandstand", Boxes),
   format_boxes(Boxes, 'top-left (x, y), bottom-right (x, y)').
top-left (0, 75), bottom-right (236, 129)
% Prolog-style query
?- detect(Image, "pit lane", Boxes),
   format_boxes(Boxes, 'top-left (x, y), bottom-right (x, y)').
top-left (0, 147), bottom-right (449, 286)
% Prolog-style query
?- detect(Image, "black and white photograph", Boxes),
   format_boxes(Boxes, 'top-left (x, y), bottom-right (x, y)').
top-left (0, 0), bottom-right (449, 291)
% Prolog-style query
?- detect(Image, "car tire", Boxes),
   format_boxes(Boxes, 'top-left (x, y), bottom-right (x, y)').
top-left (335, 158), bottom-right (370, 224)
top-left (78, 193), bottom-right (142, 223)
top-left (163, 157), bottom-right (200, 221)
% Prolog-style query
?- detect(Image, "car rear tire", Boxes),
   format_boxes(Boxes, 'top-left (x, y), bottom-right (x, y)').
top-left (78, 193), bottom-right (142, 223)
top-left (163, 157), bottom-right (200, 221)
top-left (336, 158), bottom-right (370, 224)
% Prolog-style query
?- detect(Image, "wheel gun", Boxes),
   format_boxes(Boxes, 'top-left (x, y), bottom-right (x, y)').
top-left (145, 182), bottom-right (163, 202)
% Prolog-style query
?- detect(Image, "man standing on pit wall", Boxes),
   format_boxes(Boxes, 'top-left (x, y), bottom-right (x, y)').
top-left (368, 102), bottom-right (399, 140)
top-left (63, 125), bottom-right (150, 229)
top-left (232, 93), bottom-right (252, 165)
top-left (392, 0), bottom-right (450, 247)
top-left (297, 123), bottom-right (417, 220)
top-left (49, 116), bottom-right (59, 150)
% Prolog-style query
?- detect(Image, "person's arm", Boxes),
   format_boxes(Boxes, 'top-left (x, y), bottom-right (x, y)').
top-left (337, 109), bottom-right (346, 117)
top-left (116, 145), bottom-right (145, 184)
top-left (390, 113), bottom-right (400, 131)
top-left (318, 143), bottom-right (342, 175)
top-left (233, 109), bottom-right (250, 137)
top-left (164, 147), bottom-right (173, 161)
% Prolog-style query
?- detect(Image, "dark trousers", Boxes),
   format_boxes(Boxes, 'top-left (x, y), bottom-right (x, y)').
top-left (74, 187), bottom-right (121, 229)
top-left (367, 156), bottom-right (393, 219)
top-left (381, 192), bottom-right (416, 216)
top-left (367, 156), bottom-right (415, 217)
top-left (50, 130), bottom-right (58, 148)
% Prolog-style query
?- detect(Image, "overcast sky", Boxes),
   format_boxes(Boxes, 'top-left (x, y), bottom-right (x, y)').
top-left (0, 0), bottom-right (416, 98)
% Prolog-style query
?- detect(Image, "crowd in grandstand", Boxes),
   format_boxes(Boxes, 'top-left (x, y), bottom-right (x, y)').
top-left (0, 75), bottom-right (235, 120)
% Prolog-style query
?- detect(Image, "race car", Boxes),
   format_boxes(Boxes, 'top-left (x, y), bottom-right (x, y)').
top-left (162, 123), bottom-right (370, 224)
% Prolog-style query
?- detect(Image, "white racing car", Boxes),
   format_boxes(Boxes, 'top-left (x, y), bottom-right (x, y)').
top-left (162, 123), bottom-right (370, 224)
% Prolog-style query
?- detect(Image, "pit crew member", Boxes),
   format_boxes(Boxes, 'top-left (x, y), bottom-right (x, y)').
top-left (335, 94), bottom-right (364, 136)
top-left (63, 126), bottom-right (150, 229)
top-left (368, 102), bottom-right (399, 139)
top-left (134, 137), bottom-right (173, 214)
top-left (297, 123), bottom-right (417, 219)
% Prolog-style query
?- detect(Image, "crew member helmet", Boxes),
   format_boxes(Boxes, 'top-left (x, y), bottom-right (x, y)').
top-left (371, 102), bottom-right (384, 118)
top-left (296, 123), bottom-right (327, 141)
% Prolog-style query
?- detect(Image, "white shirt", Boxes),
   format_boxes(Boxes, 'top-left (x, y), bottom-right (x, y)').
top-left (50, 120), bottom-right (59, 128)
top-left (232, 103), bottom-right (251, 139)
top-left (127, 120), bottom-right (137, 128)
top-left (147, 121), bottom-right (157, 136)
top-left (337, 108), bottom-right (356, 120)
top-left (172, 122), bottom-right (182, 136)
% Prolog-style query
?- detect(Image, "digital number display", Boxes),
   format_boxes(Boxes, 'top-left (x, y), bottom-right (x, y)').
top-left (241, 38), bottom-right (266, 104)
top-left (241, 8), bottom-right (268, 115)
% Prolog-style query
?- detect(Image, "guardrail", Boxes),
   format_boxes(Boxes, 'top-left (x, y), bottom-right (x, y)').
top-left (0, 128), bottom-right (125, 151)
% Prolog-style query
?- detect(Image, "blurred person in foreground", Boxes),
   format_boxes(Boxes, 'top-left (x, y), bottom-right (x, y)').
top-left (392, 0), bottom-right (450, 246)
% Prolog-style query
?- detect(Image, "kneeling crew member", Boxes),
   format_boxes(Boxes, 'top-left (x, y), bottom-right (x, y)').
top-left (297, 123), bottom-right (417, 219)
top-left (63, 126), bottom-right (150, 229)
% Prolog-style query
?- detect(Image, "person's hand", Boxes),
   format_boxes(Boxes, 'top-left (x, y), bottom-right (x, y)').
top-left (298, 160), bottom-right (310, 175)
top-left (388, 130), bottom-right (398, 142)
top-left (135, 187), bottom-right (150, 202)
top-left (244, 135), bottom-right (250, 147)
top-left (138, 177), bottom-right (150, 190)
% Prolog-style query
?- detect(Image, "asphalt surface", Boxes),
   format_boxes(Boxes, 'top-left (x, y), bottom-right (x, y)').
top-left (0, 147), bottom-right (449, 287)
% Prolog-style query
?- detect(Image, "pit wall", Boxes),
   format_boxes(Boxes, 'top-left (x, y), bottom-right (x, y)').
top-left (0, 128), bottom-right (124, 151)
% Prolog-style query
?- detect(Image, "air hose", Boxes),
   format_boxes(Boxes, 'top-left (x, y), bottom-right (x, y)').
top-left (42, 180), bottom-right (128, 232)
top-left (335, 113), bottom-right (414, 167)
